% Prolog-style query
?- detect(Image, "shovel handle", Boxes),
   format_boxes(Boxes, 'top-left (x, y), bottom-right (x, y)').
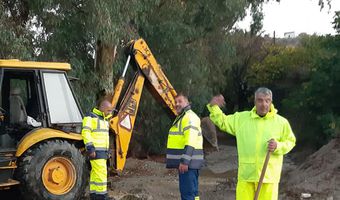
top-left (254, 150), bottom-right (271, 200)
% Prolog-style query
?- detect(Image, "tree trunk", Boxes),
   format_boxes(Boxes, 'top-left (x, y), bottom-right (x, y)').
top-left (94, 40), bottom-right (117, 92)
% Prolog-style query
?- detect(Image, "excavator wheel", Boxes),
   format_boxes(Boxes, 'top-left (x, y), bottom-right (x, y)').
top-left (16, 140), bottom-right (88, 200)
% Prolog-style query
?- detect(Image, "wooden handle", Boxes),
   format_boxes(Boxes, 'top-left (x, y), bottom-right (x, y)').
top-left (254, 150), bottom-right (271, 200)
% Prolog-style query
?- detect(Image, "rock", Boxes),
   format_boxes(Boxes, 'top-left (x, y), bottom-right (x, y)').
top-left (300, 193), bottom-right (311, 198)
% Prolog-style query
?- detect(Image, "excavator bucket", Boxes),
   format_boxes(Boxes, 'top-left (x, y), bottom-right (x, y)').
top-left (201, 117), bottom-right (219, 151)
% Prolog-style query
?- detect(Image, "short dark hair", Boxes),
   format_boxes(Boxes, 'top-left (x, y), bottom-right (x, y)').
top-left (175, 92), bottom-right (189, 101)
top-left (96, 89), bottom-right (113, 107)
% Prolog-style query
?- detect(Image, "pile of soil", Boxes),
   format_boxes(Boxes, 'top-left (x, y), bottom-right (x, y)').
top-left (281, 138), bottom-right (340, 199)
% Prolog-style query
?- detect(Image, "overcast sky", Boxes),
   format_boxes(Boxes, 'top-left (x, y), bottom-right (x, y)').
top-left (236, 0), bottom-right (340, 38)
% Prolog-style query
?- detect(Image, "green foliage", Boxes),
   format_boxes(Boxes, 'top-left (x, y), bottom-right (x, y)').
top-left (2, 0), bottom-right (337, 152)
top-left (280, 35), bottom-right (340, 146)
top-left (333, 11), bottom-right (340, 34)
top-left (248, 44), bottom-right (311, 87)
top-left (243, 34), bottom-right (340, 147)
top-left (219, 30), bottom-right (261, 111)
top-left (0, 2), bottom-right (33, 59)
top-left (249, 2), bottom-right (264, 36)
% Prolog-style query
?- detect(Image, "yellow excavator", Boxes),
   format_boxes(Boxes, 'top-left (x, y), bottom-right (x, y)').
top-left (109, 39), bottom-right (178, 171)
top-left (0, 38), bottom-right (183, 199)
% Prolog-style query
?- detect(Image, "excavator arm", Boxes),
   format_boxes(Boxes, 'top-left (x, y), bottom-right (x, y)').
top-left (109, 39), bottom-right (178, 171)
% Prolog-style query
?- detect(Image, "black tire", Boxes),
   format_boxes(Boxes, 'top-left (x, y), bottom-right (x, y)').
top-left (16, 140), bottom-right (89, 200)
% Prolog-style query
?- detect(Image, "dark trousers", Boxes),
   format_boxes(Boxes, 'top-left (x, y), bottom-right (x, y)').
top-left (179, 169), bottom-right (199, 200)
top-left (90, 193), bottom-right (108, 200)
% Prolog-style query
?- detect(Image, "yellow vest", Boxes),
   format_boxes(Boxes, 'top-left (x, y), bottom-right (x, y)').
top-left (82, 108), bottom-right (111, 159)
top-left (166, 107), bottom-right (204, 169)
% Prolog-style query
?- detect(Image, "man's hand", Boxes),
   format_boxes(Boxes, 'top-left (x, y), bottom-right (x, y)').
top-left (178, 163), bottom-right (188, 174)
top-left (268, 139), bottom-right (277, 152)
top-left (210, 95), bottom-right (226, 108)
top-left (89, 151), bottom-right (96, 159)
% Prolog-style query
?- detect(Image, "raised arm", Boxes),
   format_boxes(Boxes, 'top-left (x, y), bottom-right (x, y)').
top-left (207, 95), bottom-right (237, 136)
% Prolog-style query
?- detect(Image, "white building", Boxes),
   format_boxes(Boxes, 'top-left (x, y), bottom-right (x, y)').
top-left (284, 31), bottom-right (296, 38)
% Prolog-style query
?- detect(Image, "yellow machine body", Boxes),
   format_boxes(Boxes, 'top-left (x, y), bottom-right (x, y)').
top-left (0, 39), bottom-right (179, 197)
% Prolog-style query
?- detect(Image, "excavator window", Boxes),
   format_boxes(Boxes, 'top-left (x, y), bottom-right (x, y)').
top-left (42, 71), bottom-right (82, 125)
top-left (0, 69), bottom-right (42, 144)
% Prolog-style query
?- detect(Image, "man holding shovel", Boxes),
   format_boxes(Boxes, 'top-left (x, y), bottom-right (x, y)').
top-left (207, 87), bottom-right (296, 200)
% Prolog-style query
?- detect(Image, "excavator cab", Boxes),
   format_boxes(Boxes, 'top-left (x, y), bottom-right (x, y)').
top-left (0, 64), bottom-right (83, 144)
top-left (0, 60), bottom-right (87, 199)
top-left (1, 69), bottom-right (42, 143)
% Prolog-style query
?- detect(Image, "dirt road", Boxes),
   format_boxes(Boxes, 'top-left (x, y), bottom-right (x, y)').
top-left (107, 140), bottom-right (340, 200)
top-left (108, 145), bottom-right (238, 200)
top-left (1, 139), bottom-right (338, 200)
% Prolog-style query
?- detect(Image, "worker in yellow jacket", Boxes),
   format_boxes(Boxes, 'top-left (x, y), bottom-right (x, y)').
top-left (82, 98), bottom-right (113, 200)
top-left (207, 87), bottom-right (296, 200)
top-left (166, 93), bottom-right (204, 200)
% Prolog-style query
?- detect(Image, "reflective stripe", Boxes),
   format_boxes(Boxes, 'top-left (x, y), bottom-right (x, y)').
top-left (92, 129), bottom-right (109, 133)
top-left (183, 125), bottom-right (202, 136)
top-left (166, 148), bottom-right (204, 155)
top-left (182, 154), bottom-right (191, 160)
top-left (172, 112), bottom-right (185, 126)
top-left (169, 117), bottom-right (184, 135)
top-left (95, 147), bottom-right (109, 151)
top-left (169, 131), bottom-right (183, 135)
top-left (183, 125), bottom-right (200, 132)
top-left (90, 191), bottom-right (108, 195)
top-left (166, 154), bottom-right (204, 160)
top-left (97, 118), bottom-right (100, 130)
top-left (90, 181), bottom-right (107, 186)
top-left (179, 117), bottom-right (183, 132)
top-left (195, 196), bottom-right (200, 200)
top-left (90, 159), bottom-right (107, 193)
top-left (82, 126), bottom-right (92, 130)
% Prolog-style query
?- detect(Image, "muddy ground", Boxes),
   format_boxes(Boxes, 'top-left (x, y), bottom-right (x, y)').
top-left (107, 145), bottom-right (238, 200)
top-left (107, 139), bottom-right (340, 200)
top-left (1, 139), bottom-right (339, 200)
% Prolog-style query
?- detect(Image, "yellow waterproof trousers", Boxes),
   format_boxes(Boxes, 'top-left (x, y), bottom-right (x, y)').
top-left (90, 159), bottom-right (107, 195)
top-left (236, 181), bottom-right (278, 200)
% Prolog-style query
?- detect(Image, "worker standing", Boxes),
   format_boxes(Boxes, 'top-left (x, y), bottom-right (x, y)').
top-left (166, 93), bottom-right (204, 200)
top-left (82, 96), bottom-right (113, 200)
top-left (207, 87), bottom-right (296, 200)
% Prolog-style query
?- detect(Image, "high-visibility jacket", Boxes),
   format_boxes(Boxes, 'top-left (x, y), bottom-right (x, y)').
top-left (166, 106), bottom-right (204, 169)
top-left (82, 108), bottom-right (111, 159)
top-left (207, 104), bottom-right (296, 183)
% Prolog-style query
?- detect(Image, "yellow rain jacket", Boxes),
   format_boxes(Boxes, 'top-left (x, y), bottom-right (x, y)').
top-left (207, 104), bottom-right (296, 183)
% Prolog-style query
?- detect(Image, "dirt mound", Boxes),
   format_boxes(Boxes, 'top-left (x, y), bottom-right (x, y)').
top-left (282, 138), bottom-right (340, 199)
top-left (201, 117), bottom-right (219, 150)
